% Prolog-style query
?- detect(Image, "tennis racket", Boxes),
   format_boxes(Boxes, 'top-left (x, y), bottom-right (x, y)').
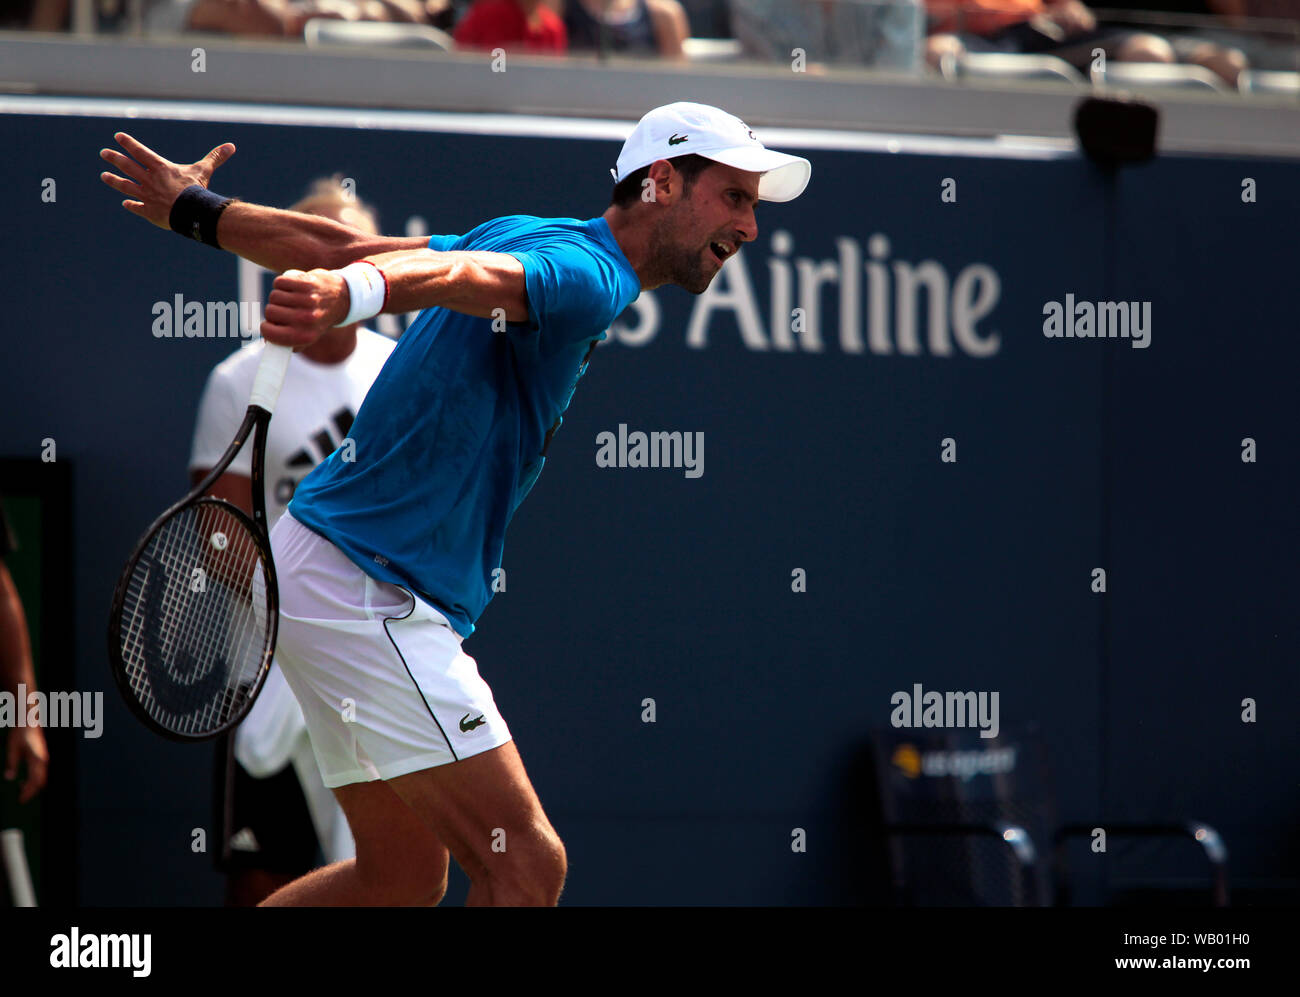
top-left (108, 343), bottom-right (293, 741)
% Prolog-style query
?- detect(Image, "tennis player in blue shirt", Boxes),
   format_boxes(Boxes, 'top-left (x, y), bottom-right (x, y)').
top-left (100, 102), bottom-right (810, 906)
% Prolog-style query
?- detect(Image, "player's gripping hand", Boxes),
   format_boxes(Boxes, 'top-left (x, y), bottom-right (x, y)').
top-left (260, 268), bottom-right (350, 348)
top-left (99, 132), bottom-right (236, 229)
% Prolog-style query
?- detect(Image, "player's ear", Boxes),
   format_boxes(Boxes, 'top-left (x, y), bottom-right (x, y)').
top-left (645, 160), bottom-right (675, 205)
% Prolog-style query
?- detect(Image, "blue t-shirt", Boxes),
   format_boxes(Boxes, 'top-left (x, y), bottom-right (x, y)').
top-left (288, 215), bottom-right (641, 637)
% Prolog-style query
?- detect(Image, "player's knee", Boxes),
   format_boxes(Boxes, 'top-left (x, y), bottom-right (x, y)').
top-left (394, 856), bottom-right (450, 906)
top-left (356, 853), bottom-right (448, 905)
top-left (546, 833), bottom-right (568, 896)
top-left (491, 828), bottom-right (567, 906)
top-left (412, 868), bottom-right (449, 906)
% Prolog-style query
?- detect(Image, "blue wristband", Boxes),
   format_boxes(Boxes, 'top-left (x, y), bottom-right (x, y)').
top-left (168, 185), bottom-right (233, 248)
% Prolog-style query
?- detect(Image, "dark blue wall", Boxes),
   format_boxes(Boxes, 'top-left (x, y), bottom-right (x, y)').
top-left (3, 107), bottom-right (1296, 904)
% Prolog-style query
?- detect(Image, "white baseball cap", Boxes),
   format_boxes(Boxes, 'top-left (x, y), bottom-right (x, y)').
top-left (612, 102), bottom-right (811, 203)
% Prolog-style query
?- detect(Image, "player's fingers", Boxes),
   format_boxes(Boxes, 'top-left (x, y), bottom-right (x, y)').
top-left (264, 309), bottom-right (333, 338)
top-left (259, 319), bottom-right (316, 348)
top-left (269, 274), bottom-right (328, 301)
top-left (199, 142), bottom-right (236, 177)
top-left (268, 276), bottom-right (309, 295)
top-left (99, 171), bottom-right (141, 197)
top-left (114, 131), bottom-right (165, 168)
top-left (269, 273), bottom-right (310, 294)
top-left (122, 200), bottom-right (147, 216)
top-left (99, 147), bottom-right (148, 183)
top-left (266, 285), bottom-right (316, 310)
top-left (272, 268), bottom-right (312, 288)
top-left (262, 301), bottom-right (314, 325)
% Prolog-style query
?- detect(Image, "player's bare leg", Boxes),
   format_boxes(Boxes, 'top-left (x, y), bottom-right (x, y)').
top-left (259, 779), bottom-right (449, 906)
top-left (386, 741), bottom-right (566, 907)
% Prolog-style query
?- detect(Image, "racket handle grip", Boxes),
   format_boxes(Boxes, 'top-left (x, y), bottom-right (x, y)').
top-left (249, 343), bottom-right (293, 414)
top-left (1, 828), bottom-right (37, 907)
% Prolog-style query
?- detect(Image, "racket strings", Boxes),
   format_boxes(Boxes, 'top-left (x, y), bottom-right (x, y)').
top-left (117, 501), bottom-right (273, 736)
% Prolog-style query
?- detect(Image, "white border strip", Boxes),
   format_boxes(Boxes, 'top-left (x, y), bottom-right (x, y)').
top-left (0, 95), bottom-right (1076, 160)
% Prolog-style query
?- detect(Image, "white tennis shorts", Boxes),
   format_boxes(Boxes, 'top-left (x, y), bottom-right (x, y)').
top-left (268, 510), bottom-right (512, 789)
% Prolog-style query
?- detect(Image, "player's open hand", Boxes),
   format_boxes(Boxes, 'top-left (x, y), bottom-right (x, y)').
top-left (260, 269), bottom-right (350, 348)
top-left (5, 725), bottom-right (48, 805)
top-left (99, 132), bottom-right (237, 230)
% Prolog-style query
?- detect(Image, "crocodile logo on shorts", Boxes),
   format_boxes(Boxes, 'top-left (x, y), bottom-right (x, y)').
top-left (460, 713), bottom-right (487, 732)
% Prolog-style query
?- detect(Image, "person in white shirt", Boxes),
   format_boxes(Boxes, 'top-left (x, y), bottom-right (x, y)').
top-left (189, 176), bottom-right (396, 906)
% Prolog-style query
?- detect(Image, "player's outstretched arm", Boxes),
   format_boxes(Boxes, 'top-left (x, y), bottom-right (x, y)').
top-left (215, 202), bottom-right (429, 273)
top-left (99, 132), bottom-right (426, 272)
top-left (260, 250), bottom-right (530, 348)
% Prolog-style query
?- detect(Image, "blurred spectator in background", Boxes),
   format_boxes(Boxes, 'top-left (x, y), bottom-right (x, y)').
top-left (924, 0), bottom-right (1180, 71)
top-left (562, 0), bottom-right (691, 58)
top-left (0, 497), bottom-right (47, 806)
top-left (11, 0), bottom-right (1290, 83)
top-left (730, 0), bottom-right (923, 69)
top-left (426, 0), bottom-right (460, 29)
top-left (1100, 0), bottom-right (1299, 79)
top-left (452, 0), bottom-right (568, 52)
top-left (148, 0), bottom-right (438, 37)
top-left (6, 0), bottom-right (79, 29)
top-left (9, 0), bottom-right (447, 37)
top-left (1098, 0), bottom-right (1243, 81)
top-left (1201, 0), bottom-right (1300, 71)
top-left (145, 0), bottom-right (291, 35)
top-left (676, 0), bottom-right (731, 36)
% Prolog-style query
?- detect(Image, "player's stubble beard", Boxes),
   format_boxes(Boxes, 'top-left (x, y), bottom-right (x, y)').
top-left (647, 194), bottom-right (715, 295)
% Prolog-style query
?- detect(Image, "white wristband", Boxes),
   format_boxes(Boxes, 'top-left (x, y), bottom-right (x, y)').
top-left (334, 261), bottom-right (386, 327)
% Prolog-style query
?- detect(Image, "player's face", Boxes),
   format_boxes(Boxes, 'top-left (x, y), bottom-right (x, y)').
top-left (654, 163), bottom-right (760, 295)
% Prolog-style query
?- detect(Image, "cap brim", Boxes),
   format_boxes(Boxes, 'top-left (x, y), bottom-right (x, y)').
top-left (703, 146), bottom-right (811, 202)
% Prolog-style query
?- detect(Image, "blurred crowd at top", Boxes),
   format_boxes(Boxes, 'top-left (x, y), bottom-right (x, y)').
top-left (5, 0), bottom-right (1299, 87)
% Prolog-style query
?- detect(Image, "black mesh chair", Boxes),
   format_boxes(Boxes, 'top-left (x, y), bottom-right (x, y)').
top-left (866, 726), bottom-right (1229, 906)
